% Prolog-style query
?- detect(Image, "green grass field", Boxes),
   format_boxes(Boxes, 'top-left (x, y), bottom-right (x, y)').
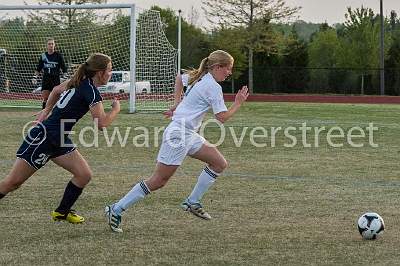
top-left (1, 102), bottom-right (400, 265)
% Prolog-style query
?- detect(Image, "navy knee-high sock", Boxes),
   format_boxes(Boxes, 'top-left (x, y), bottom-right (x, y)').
top-left (55, 181), bottom-right (83, 214)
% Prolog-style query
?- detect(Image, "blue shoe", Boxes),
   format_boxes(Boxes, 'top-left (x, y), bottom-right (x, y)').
top-left (181, 199), bottom-right (211, 220)
top-left (105, 205), bottom-right (123, 233)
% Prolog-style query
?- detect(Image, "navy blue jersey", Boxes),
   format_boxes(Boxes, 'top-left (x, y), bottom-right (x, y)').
top-left (43, 78), bottom-right (102, 145)
top-left (36, 52), bottom-right (67, 77)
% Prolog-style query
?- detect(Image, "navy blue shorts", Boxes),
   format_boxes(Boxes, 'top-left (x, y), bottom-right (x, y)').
top-left (16, 125), bottom-right (76, 170)
top-left (41, 76), bottom-right (61, 91)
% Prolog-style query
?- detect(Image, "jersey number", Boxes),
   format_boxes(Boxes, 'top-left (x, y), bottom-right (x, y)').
top-left (34, 153), bottom-right (50, 166)
top-left (57, 89), bottom-right (76, 109)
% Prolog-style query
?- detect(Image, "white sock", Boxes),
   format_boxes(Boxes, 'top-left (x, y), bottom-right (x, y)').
top-left (188, 166), bottom-right (219, 204)
top-left (113, 180), bottom-right (151, 215)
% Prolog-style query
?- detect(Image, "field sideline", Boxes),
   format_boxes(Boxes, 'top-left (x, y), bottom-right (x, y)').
top-left (1, 102), bottom-right (400, 265)
top-left (3, 93), bottom-right (400, 106)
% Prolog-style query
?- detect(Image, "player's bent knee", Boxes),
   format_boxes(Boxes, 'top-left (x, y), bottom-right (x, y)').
top-left (155, 178), bottom-right (168, 189)
top-left (147, 175), bottom-right (170, 191)
top-left (211, 158), bottom-right (228, 173)
top-left (82, 174), bottom-right (92, 184)
top-left (220, 158), bottom-right (228, 171)
top-left (75, 170), bottom-right (92, 186)
top-left (84, 175), bottom-right (92, 184)
top-left (83, 169), bottom-right (93, 180)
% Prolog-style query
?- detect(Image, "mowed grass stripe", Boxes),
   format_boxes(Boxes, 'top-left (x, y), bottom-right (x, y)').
top-left (1, 102), bottom-right (400, 265)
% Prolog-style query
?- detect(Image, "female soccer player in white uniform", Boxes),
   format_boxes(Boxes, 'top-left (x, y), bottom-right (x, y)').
top-left (105, 50), bottom-right (249, 233)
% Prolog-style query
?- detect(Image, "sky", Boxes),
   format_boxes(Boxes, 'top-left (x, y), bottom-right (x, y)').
top-left (1, 0), bottom-right (400, 26)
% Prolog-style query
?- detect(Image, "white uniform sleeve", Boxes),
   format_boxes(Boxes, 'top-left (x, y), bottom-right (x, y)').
top-left (181, 74), bottom-right (189, 87)
top-left (207, 85), bottom-right (227, 114)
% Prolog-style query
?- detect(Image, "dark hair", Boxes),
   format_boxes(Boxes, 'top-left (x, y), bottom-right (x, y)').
top-left (67, 53), bottom-right (111, 89)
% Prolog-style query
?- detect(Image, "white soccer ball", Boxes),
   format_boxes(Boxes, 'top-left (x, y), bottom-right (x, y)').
top-left (357, 212), bottom-right (385, 240)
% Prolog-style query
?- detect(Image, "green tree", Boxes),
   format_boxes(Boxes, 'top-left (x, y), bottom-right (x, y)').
top-left (340, 7), bottom-right (380, 68)
top-left (26, 0), bottom-right (107, 28)
top-left (337, 6), bottom-right (391, 94)
top-left (202, 0), bottom-right (300, 93)
top-left (386, 11), bottom-right (400, 95)
top-left (385, 36), bottom-right (400, 95)
top-left (150, 6), bottom-right (210, 71)
top-left (279, 29), bottom-right (308, 93)
top-left (209, 27), bottom-right (247, 92)
top-left (389, 10), bottom-right (399, 31)
top-left (308, 27), bottom-right (341, 93)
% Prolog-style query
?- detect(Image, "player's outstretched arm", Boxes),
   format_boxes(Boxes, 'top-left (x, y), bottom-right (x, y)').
top-left (163, 74), bottom-right (184, 118)
top-left (215, 86), bottom-right (249, 123)
top-left (89, 98), bottom-right (120, 129)
top-left (173, 74), bottom-right (184, 106)
top-left (36, 80), bottom-right (69, 122)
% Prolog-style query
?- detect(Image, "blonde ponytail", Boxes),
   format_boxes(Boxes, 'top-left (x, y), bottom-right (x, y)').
top-left (186, 57), bottom-right (208, 86)
top-left (187, 50), bottom-right (234, 87)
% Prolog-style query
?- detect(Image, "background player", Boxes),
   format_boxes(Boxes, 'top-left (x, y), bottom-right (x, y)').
top-left (34, 38), bottom-right (67, 109)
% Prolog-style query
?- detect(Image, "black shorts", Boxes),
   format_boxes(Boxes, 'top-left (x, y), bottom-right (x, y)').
top-left (16, 125), bottom-right (76, 170)
top-left (41, 76), bottom-right (61, 91)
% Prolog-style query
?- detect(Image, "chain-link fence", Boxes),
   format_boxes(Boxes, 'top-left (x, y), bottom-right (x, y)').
top-left (222, 67), bottom-right (400, 95)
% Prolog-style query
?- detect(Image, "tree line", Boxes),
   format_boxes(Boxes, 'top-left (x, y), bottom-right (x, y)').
top-left (1, 0), bottom-right (400, 95)
top-left (165, 3), bottom-right (400, 95)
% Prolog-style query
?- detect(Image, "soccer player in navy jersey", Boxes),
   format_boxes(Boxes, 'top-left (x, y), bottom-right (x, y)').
top-left (0, 53), bottom-right (120, 224)
top-left (34, 38), bottom-right (68, 109)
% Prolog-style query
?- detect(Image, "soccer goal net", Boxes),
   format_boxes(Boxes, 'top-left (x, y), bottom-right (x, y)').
top-left (0, 4), bottom-right (177, 112)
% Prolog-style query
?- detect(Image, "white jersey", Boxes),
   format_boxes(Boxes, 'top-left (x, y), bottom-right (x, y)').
top-left (172, 72), bottom-right (227, 131)
top-left (181, 73), bottom-right (189, 87)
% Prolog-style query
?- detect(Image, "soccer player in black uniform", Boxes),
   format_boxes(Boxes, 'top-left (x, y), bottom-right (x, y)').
top-left (0, 53), bottom-right (120, 224)
top-left (35, 38), bottom-right (67, 109)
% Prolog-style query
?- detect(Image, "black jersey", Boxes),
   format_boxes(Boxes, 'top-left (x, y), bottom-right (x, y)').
top-left (36, 52), bottom-right (67, 77)
top-left (43, 78), bottom-right (102, 145)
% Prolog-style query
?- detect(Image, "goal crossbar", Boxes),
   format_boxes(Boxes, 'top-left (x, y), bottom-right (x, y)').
top-left (0, 4), bottom-right (134, 10)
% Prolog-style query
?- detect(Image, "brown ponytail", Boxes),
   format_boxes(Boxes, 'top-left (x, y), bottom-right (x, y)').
top-left (67, 53), bottom-right (111, 89)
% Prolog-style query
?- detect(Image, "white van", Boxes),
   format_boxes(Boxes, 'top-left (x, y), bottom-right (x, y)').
top-left (98, 71), bottom-right (151, 94)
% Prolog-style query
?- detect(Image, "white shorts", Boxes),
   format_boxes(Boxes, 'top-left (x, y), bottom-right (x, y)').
top-left (157, 122), bottom-right (206, 166)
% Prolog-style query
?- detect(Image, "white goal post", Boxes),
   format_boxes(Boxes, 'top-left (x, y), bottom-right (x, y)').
top-left (0, 4), bottom-right (177, 112)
